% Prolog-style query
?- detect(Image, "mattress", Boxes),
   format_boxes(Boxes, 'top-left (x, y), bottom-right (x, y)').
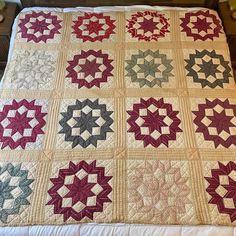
top-left (1, 5), bottom-right (236, 235)
top-left (1, 224), bottom-right (236, 236)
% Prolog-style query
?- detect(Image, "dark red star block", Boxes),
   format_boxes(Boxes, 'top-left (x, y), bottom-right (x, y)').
top-left (180, 10), bottom-right (223, 41)
top-left (18, 11), bottom-right (62, 43)
top-left (126, 11), bottom-right (170, 41)
top-left (127, 98), bottom-right (182, 147)
top-left (47, 161), bottom-right (112, 222)
top-left (72, 13), bottom-right (115, 42)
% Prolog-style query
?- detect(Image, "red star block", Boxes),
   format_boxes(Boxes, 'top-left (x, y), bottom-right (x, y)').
top-left (18, 11), bottom-right (62, 43)
top-left (66, 50), bottom-right (113, 89)
top-left (193, 99), bottom-right (236, 148)
top-left (47, 161), bottom-right (112, 222)
top-left (84, 20), bottom-right (104, 35)
top-left (141, 110), bottom-right (168, 134)
top-left (180, 10), bottom-right (223, 41)
top-left (205, 161), bottom-right (236, 222)
top-left (80, 59), bottom-right (101, 78)
top-left (126, 11), bottom-right (170, 41)
top-left (0, 99), bottom-right (47, 149)
top-left (72, 13), bottom-right (115, 42)
top-left (127, 98), bottom-right (182, 147)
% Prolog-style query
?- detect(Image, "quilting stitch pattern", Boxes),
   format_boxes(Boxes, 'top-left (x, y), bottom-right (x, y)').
top-left (5, 49), bottom-right (57, 90)
top-left (127, 160), bottom-right (193, 223)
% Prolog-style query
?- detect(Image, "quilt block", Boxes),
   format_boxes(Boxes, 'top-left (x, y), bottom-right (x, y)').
top-left (1, 6), bottom-right (235, 226)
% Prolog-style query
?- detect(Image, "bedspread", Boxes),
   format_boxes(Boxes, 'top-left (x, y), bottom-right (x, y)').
top-left (0, 6), bottom-right (235, 227)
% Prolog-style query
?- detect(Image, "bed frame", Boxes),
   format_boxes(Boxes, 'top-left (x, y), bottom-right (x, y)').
top-left (20, 0), bottom-right (219, 9)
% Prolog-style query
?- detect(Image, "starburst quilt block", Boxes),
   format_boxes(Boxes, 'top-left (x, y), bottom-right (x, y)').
top-left (16, 11), bottom-right (63, 43)
top-left (180, 10), bottom-right (225, 41)
top-left (184, 49), bottom-right (234, 89)
top-left (125, 49), bottom-right (175, 88)
top-left (45, 160), bottom-right (113, 223)
top-left (203, 161), bottom-right (236, 224)
top-left (126, 97), bottom-right (184, 148)
top-left (65, 50), bottom-right (115, 89)
top-left (0, 99), bottom-right (48, 150)
top-left (57, 98), bottom-right (114, 149)
top-left (191, 98), bottom-right (236, 148)
top-left (127, 160), bottom-right (195, 224)
top-left (0, 162), bottom-right (37, 224)
top-left (126, 11), bottom-right (171, 42)
top-left (71, 12), bottom-right (116, 43)
top-left (4, 49), bottom-right (58, 90)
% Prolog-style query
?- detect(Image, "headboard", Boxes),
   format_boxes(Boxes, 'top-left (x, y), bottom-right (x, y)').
top-left (20, 0), bottom-right (219, 9)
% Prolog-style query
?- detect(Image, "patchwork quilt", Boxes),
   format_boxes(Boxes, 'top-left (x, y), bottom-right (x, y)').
top-left (0, 6), bottom-right (236, 226)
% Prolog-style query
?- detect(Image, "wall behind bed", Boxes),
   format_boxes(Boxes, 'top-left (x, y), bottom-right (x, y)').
top-left (6, 0), bottom-right (21, 6)
top-left (19, 0), bottom-right (220, 9)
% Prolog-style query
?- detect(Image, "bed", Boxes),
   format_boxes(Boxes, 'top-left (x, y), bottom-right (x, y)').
top-left (1, 0), bottom-right (236, 235)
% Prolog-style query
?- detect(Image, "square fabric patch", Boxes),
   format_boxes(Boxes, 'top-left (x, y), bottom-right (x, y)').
top-left (0, 162), bottom-right (37, 224)
top-left (0, 99), bottom-right (48, 150)
top-left (127, 160), bottom-right (195, 224)
top-left (45, 160), bottom-right (113, 223)
top-left (71, 12), bottom-right (116, 43)
top-left (65, 50), bottom-right (115, 89)
top-left (126, 97), bottom-right (184, 148)
top-left (16, 11), bottom-right (63, 44)
top-left (191, 98), bottom-right (236, 148)
top-left (126, 11), bottom-right (171, 42)
top-left (125, 49), bottom-right (175, 88)
top-left (56, 98), bottom-right (114, 149)
top-left (184, 49), bottom-right (234, 89)
top-left (4, 49), bottom-right (58, 90)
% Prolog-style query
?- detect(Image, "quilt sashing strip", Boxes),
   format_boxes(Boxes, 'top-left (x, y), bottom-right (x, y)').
top-left (0, 7), bottom-right (236, 226)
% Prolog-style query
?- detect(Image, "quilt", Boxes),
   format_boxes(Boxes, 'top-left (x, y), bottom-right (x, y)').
top-left (0, 6), bottom-right (236, 226)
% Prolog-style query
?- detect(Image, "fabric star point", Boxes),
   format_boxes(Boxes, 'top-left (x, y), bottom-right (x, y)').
top-left (138, 18), bottom-right (158, 33)
top-left (207, 110), bottom-right (234, 134)
top-left (192, 17), bottom-right (212, 33)
top-left (6, 111), bottom-right (33, 136)
top-left (65, 175), bottom-right (96, 205)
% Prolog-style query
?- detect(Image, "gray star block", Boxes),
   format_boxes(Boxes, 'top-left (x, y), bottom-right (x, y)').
top-left (59, 99), bottom-right (114, 148)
